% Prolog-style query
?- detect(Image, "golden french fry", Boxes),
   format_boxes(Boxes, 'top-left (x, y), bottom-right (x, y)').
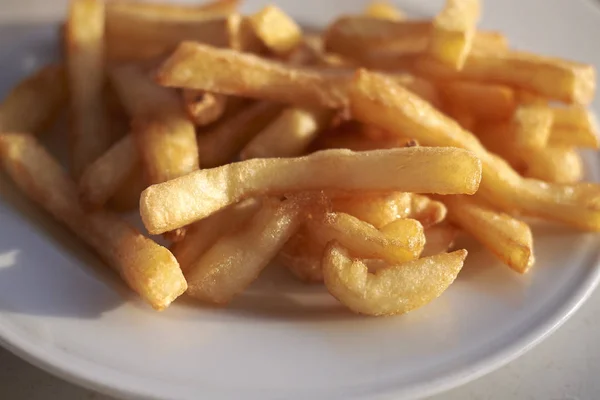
top-left (523, 146), bottom-right (584, 184)
top-left (66, 0), bottom-right (110, 178)
top-left (407, 194), bottom-right (448, 228)
top-left (158, 42), bottom-right (352, 108)
top-left (442, 195), bottom-right (534, 273)
top-left (414, 50), bottom-right (596, 104)
top-left (323, 242), bottom-right (467, 316)
top-left (548, 126), bottom-right (599, 148)
top-left (512, 105), bottom-right (553, 149)
top-left (307, 212), bottom-right (424, 264)
top-left (78, 134), bottom-right (139, 210)
top-left (0, 132), bottom-right (186, 310)
top-left (140, 147), bottom-right (482, 234)
top-left (428, 0), bottom-right (481, 69)
top-left (227, 14), bottom-right (265, 54)
top-left (249, 5), bottom-right (302, 56)
top-left (241, 106), bottom-right (333, 159)
top-left (186, 197), bottom-right (304, 304)
top-left (350, 70), bottom-right (600, 231)
top-left (111, 64), bottom-right (199, 184)
top-left (107, 162), bottom-right (146, 212)
top-left (171, 199), bottom-right (261, 272)
top-left (331, 192), bottom-right (412, 228)
top-left (0, 65), bottom-right (67, 134)
top-left (422, 224), bottom-right (459, 257)
top-left (182, 89), bottom-right (228, 126)
top-left (364, 1), bottom-right (406, 21)
top-left (548, 106), bottom-right (599, 148)
top-left (277, 227), bottom-right (325, 283)
top-left (438, 81), bottom-right (515, 121)
top-left (198, 101), bottom-right (283, 168)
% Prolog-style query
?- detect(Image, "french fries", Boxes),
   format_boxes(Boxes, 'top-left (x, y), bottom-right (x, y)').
top-left (182, 90), bottom-right (228, 126)
top-left (111, 64), bottom-right (199, 184)
top-left (241, 106), bottom-right (333, 159)
top-left (364, 1), bottom-right (405, 21)
top-left (198, 101), bottom-right (283, 168)
top-left (186, 197), bottom-right (304, 304)
top-left (428, 0), bottom-right (481, 69)
top-left (349, 70), bottom-right (600, 231)
top-left (249, 5), bottom-right (302, 56)
top-left (438, 81), bottom-right (515, 122)
top-left (66, 0), bottom-right (110, 178)
top-left (331, 192), bottom-right (412, 228)
top-left (443, 195), bottom-right (534, 273)
top-left (0, 65), bottom-right (67, 134)
top-left (323, 243), bottom-right (467, 315)
top-left (140, 147), bottom-right (482, 234)
top-left (0, 132), bottom-right (186, 310)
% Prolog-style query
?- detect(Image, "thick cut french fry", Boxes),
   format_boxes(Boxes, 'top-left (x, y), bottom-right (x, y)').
top-left (364, 1), bottom-right (406, 21)
top-left (350, 70), bottom-right (600, 231)
top-left (0, 133), bottom-right (186, 310)
top-left (0, 65), bottom-right (67, 134)
top-left (66, 0), bottom-right (110, 178)
top-left (438, 81), bottom-right (515, 122)
top-left (158, 42), bottom-right (352, 108)
top-left (186, 197), bottom-right (304, 304)
top-left (422, 224), bottom-right (459, 257)
top-left (323, 243), bottom-right (467, 316)
top-left (414, 50), bottom-right (596, 104)
top-left (307, 212), bottom-right (424, 264)
top-left (182, 89), bottom-right (228, 126)
top-left (241, 106), bottom-right (333, 159)
top-left (171, 199), bottom-right (261, 272)
top-left (428, 0), bottom-right (481, 69)
top-left (277, 227), bottom-right (325, 283)
top-left (249, 5), bottom-right (302, 55)
top-left (140, 147), bottom-right (482, 234)
top-left (443, 195), bottom-right (534, 273)
top-left (111, 65), bottom-right (199, 185)
top-left (198, 101), bottom-right (283, 168)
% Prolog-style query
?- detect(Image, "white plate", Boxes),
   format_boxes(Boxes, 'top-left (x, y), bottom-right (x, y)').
top-left (1, 0), bottom-right (600, 399)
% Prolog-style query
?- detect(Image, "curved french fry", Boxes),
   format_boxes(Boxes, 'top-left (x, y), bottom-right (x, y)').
top-left (323, 243), bottom-right (467, 316)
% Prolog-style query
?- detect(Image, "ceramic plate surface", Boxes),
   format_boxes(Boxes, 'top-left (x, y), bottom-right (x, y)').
top-left (0, 0), bottom-right (600, 399)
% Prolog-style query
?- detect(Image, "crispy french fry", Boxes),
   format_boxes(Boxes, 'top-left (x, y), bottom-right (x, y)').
top-left (438, 81), bottom-right (515, 121)
top-left (158, 42), bottom-right (352, 108)
top-left (182, 89), bottom-right (228, 126)
top-left (66, 0), bottom-right (110, 178)
top-left (422, 224), bottom-right (459, 257)
top-left (171, 198), bottom-right (261, 272)
top-left (140, 147), bottom-right (482, 234)
top-left (0, 132), bottom-right (186, 310)
top-left (111, 64), bottom-right (199, 184)
top-left (249, 5), bottom-right (302, 55)
top-left (428, 0), bottom-right (481, 69)
top-left (277, 227), bottom-right (325, 283)
top-left (442, 195), bottom-right (534, 273)
top-left (323, 243), bottom-right (467, 316)
top-left (198, 101), bottom-right (283, 168)
top-left (186, 197), bottom-right (304, 304)
top-left (307, 212), bottom-right (424, 264)
top-left (241, 106), bottom-right (333, 159)
top-left (78, 134), bottom-right (139, 210)
top-left (350, 70), bottom-right (600, 231)
top-left (0, 65), bottom-right (67, 134)
top-left (414, 50), bottom-right (596, 105)
top-left (364, 1), bottom-right (405, 21)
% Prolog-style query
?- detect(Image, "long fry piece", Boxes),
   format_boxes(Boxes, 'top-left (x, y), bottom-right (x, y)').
top-left (140, 147), bottom-right (482, 234)
top-left (66, 0), bottom-right (110, 178)
top-left (0, 133), bottom-right (186, 310)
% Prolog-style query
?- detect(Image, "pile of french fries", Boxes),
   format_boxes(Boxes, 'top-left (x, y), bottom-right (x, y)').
top-left (0, 0), bottom-right (598, 316)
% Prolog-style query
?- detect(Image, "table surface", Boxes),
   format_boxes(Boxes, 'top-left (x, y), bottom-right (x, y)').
top-left (0, 286), bottom-right (598, 400)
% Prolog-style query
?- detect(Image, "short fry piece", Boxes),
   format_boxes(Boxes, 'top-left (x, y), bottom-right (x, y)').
top-left (0, 65), bottom-right (67, 134)
top-left (66, 0), bottom-right (110, 177)
top-left (79, 134), bottom-right (139, 210)
top-left (249, 5), bottom-right (302, 56)
top-left (182, 90), bottom-right (228, 126)
top-left (198, 101), bottom-right (283, 168)
top-left (307, 213), bottom-right (425, 264)
top-left (241, 106), bottom-right (333, 159)
top-left (428, 0), bottom-right (481, 69)
top-left (443, 195), bottom-right (534, 273)
top-left (350, 70), bottom-right (600, 231)
top-left (0, 133), bottom-right (186, 310)
top-left (140, 147), bottom-right (483, 234)
top-left (171, 198), bottom-right (261, 272)
top-left (323, 243), bottom-right (467, 316)
top-left (364, 1), bottom-right (406, 21)
top-left (186, 197), bottom-right (304, 304)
